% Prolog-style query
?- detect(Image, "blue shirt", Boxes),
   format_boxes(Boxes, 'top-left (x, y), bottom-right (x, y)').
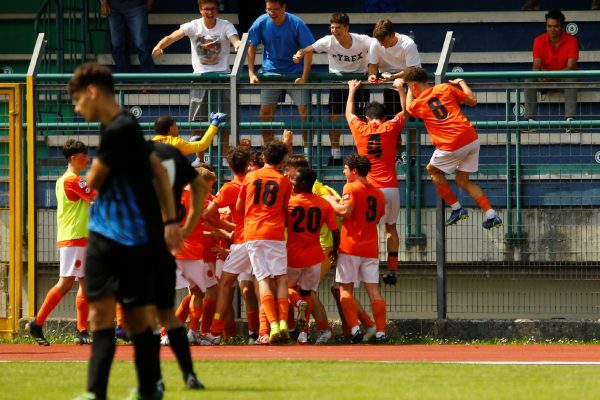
top-left (248, 13), bottom-right (314, 74)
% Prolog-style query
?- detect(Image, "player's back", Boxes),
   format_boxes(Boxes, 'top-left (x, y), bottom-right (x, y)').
top-left (213, 176), bottom-right (245, 244)
top-left (242, 166), bottom-right (292, 241)
top-left (349, 115), bottom-right (404, 188)
top-left (339, 181), bottom-right (384, 259)
top-left (407, 83), bottom-right (477, 151)
top-left (287, 193), bottom-right (338, 268)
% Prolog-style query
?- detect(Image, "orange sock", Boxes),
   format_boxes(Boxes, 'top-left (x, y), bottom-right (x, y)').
top-left (210, 315), bottom-right (225, 336)
top-left (189, 306), bottom-right (202, 332)
top-left (36, 287), bottom-right (63, 325)
top-left (116, 302), bottom-right (124, 327)
top-left (276, 298), bottom-right (288, 323)
top-left (287, 303), bottom-right (296, 331)
top-left (200, 299), bottom-right (216, 334)
top-left (260, 293), bottom-right (277, 323)
top-left (287, 287), bottom-right (301, 306)
top-left (316, 319), bottom-right (330, 331)
top-left (224, 321), bottom-right (236, 338)
top-left (387, 255), bottom-right (398, 272)
top-left (176, 293), bottom-right (192, 324)
top-left (339, 291), bottom-right (358, 330)
top-left (259, 310), bottom-right (269, 336)
top-left (358, 307), bottom-right (374, 327)
top-left (371, 298), bottom-right (387, 332)
top-left (246, 309), bottom-right (259, 334)
top-left (75, 294), bottom-right (89, 332)
top-left (435, 183), bottom-right (458, 205)
top-left (475, 194), bottom-right (492, 212)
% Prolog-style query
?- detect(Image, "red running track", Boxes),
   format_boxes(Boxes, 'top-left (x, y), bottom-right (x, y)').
top-left (2, 344), bottom-right (600, 363)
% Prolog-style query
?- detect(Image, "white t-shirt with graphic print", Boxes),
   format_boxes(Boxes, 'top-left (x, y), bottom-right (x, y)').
top-left (181, 18), bottom-right (238, 73)
top-left (311, 33), bottom-right (373, 73)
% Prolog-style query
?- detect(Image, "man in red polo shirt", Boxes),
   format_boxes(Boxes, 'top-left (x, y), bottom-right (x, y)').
top-left (524, 10), bottom-right (578, 127)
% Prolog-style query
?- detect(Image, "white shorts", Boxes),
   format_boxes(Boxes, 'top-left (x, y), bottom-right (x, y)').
top-left (429, 139), bottom-right (480, 174)
top-left (59, 246), bottom-right (86, 278)
top-left (335, 253), bottom-right (380, 285)
top-left (175, 267), bottom-right (189, 290)
top-left (215, 259), bottom-right (225, 280)
top-left (176, 259), bottom-right (218, 292)
top-left (287, 263), bottom-right (321, 292)
top-left (222, 243), bottom-right (252, 276)
top-left (247, 240), bottom-right (287, 281)
top-left (238, 270), bottom-right (254, 283)
top-left (379, 187), bottom-right (400, 225)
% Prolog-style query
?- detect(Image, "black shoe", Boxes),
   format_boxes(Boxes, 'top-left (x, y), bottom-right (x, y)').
top-left (25, 320), bottom-right (50, 346)
top-left (349, 330), bottom-right (364, 344)
top-left (74, 329), bottom-right (93, 345)
top-left (185, 373), bottom-right (205, 390)
top-left (382, 270), bottom-right (397, 285)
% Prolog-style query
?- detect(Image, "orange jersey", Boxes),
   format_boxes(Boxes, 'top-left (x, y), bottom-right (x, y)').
top-left (339, 180), bottom-right (384, 258)
top-left (349, 113), bottom-right (404, 188)
top-left (213, 176), bottom-right (245, 244)
top-left (407, 83), bottom-right (478, 152)
top-left (176, 188), bottom-right (205, 260)
top-left (239, 166), bottom-right (292, 241)
top-left (201, 194), bottom-right (218, 263)
top-left (286, 193), bottom-right (338, 268)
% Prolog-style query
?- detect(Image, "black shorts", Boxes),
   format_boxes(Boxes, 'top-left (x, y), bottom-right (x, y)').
top-left (329, 88), bottom-right (370, 116)
top-left (383, 89), bottom-right (403, 119)
top-left (85, 231), bottom-right (157, 308)
top-left (154, 244), bottom-right (177, 311)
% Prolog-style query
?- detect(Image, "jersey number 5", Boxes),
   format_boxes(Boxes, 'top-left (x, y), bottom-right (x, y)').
top-left (428, 97), bottom-right (448, 120)
top-left (366, 196), bottom-right (378, 222)
top-left (253, 179), bottom-right (279, 206)
top-left (291, 206), bottom-right (322, 233)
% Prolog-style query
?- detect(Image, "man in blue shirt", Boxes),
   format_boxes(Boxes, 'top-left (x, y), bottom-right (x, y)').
top-left (247, 0), bottom-right (314, 155)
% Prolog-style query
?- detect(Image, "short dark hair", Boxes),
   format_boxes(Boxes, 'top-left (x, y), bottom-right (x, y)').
top-left (154, 115), bottom-right (176, 135)
top-left (345, 153), bottom-right (371, 177)
top-left (263, 140), bottom-right (288, 165)
top-left (330, 12), bottom-right (349, 26)
top-left (198, 0), bottom-right (219, 7)
top-left (226, 145), bottom-right (251, 175)
top-left (63, 139), bottom-right (87, 160)
top-left (403, 66), bottom-right (429, 84)
top-left (249, 151), bottom-right (264, 168)
top-left (295, 167), bottom-right (317, 193)
top-left (545, 10), bottom-right (566, 26)
top-left (364, 102), bottom-right (386, 120)
top-left (265, 0), bottom-right (286, 5)
top-left (372, 19), bottom-right (394, 41)
top-left (284, 154), bottom-right (309, 169)
top-left (67, 62), bottom-right (114, 96)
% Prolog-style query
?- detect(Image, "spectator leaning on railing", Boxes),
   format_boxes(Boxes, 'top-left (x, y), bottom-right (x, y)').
top-left (523, 10), bottom-right (579, 132)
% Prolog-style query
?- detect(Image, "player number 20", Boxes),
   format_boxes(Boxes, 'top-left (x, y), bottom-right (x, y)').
top-left (252, 179), bottom-right (279, 206)
top-left (291, 206), bottom-right (322, 233)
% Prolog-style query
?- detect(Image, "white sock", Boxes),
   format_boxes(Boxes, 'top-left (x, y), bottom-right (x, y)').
top-left (331, 147), bottom-right (341, 158)
top-left (450, 202), bottom-right (462, 211)
top-left (376, 332), bottom-right (385, 339)
top-left (350, 326), bottom-right (360, 335)
top-left (485, 209), bottom-right (496, 219)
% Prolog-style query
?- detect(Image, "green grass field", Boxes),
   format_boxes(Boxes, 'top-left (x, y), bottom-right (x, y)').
top-left (1, 360), bottom-right (600, 399)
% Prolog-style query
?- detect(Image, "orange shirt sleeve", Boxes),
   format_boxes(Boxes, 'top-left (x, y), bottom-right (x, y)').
top-left (63, 175), bottom-right (96, 202)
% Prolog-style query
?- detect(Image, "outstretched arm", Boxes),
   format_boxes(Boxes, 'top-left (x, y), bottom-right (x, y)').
top-left (152, 29), bottom-right (186, 57)
top-left (345, 79), bottom-right (361, 124)
top-left (449, 79), bottom-right (477, 106)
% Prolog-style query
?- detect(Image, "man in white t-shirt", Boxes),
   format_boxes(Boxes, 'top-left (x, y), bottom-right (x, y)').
top-left (152, 0), bottom-right (240, 163)
top-left (367, 18), bottom-right (420, 118)
top-left (294, 12), bottom-right (372, 166)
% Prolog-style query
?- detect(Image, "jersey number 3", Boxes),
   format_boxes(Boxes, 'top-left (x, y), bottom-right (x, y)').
top-left (366, 196), bottom-right (378, 222)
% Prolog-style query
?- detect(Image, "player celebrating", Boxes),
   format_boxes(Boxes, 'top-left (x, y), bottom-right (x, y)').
top-left (237, 140), bottom-right (292, 343)
top-left (325, 154), bottom-right (387, 343)
top-left (397, 67), bottom-right (502, 229)
top-left (26, 140), bottom-right (96, 346)
top-left (346, 79), bottom-right (405, 285)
